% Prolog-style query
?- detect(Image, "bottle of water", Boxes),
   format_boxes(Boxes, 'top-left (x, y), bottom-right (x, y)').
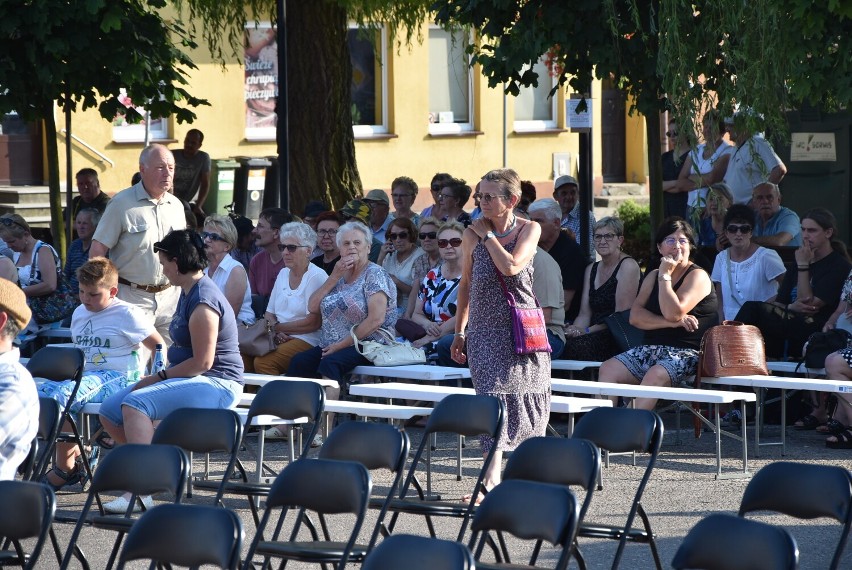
top-left (150, 344), bottom-right (165, 376)
top-left (127, 350), bottom-right (141, 385)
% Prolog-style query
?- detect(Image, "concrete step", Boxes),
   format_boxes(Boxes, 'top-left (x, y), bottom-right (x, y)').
top-left (601, 182), bottom-right (646, 197)
top-left (594, 194), bottom-right (650, 209)
top-left (0, 203), bottom-right (53, 226)
top-left (0, 186), bottom-right (51, 204)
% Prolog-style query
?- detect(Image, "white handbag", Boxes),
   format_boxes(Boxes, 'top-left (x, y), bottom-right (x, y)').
top-left (351, 325), bottom-right (426, 366)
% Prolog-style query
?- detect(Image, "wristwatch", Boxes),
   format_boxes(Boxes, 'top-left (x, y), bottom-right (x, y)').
top-left (482, 231), bottom-right (495, 243)
top-left (659, 273), bottom-right (672, 282)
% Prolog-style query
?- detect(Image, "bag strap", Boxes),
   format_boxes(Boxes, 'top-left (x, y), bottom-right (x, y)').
top-left (350, 325), bottom-right (399, 356)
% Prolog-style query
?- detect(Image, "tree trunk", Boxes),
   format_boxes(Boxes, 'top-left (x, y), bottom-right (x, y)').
top-left (41, 103), bottom-right (66, 261)
top-left (646, 113), bottom-right (663, 241)
top-left (285, 0), bottom-right (361, 214)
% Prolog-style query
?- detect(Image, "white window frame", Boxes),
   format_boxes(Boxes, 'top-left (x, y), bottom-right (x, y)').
top-left (513, 58), bottom-right (558, 132)
top-left (428, 26), bottom-right (474, 135)
top-left (349, 24), bottom-right (389, 137)
top-left (112, 88), bottom-right (169, 143)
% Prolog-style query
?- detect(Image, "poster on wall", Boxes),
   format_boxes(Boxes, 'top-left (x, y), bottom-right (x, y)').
top-left (245, 23), bottom-right (278, 141)
top-left (790, 132), bottom-right (837, 162)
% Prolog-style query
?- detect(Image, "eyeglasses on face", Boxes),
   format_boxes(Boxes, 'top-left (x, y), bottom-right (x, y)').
top-left (387, 231), bottom-right (409, 241)
top-left (473, 193), bottom-right (506, 204)
top-left (391, 193), bottom-right (411, 199)
top-left (201, 231), bottom-right (225, 242)
top-left (663, 237), bottom-right (690, 247)
top-left (593, 233), bottom-right (617, 242)
top-left (438, 193), bottom-right (455, 201)
top-left (666, 131), bottom-right (678, 137)
top-left (279, 244), bottom-right (309, 252)
top-left (438, 238), bottom-right (463, 248)
top-left (419, 231), bottom-right (437, 240)
top-left (317, 229), bottom-right (338, 236)
top-left (726, 224), bottom-right (752, 234)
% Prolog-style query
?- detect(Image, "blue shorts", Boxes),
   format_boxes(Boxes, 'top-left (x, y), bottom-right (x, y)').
top-left (37, 370), bottom-right (129, 416)
top-left (99, 375), bottom-right (243, 426)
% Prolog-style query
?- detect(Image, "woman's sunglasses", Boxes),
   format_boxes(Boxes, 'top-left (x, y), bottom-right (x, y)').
top-left (438, 238), bottom-right (463, 248)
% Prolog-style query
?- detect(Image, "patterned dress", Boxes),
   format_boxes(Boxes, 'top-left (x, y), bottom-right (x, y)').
top-left (466, 233), bottom-right (551, 453)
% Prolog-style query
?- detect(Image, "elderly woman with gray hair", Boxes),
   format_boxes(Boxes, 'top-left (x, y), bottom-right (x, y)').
top-left (202, 214), bottom-right (255, 324)
top-left (244, 222), bottom-right (325, 376)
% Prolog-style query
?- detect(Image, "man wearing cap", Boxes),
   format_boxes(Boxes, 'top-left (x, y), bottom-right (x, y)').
top-left (553, 175), bottom-right (595, 253)
top-left (302, 200), bottom-right (329, 231)
top-left (91, 144), bottom-right (186, 344)
top-left (249, 207), bottom-right (293, 302)
top-left (751, 182), bottom-right (802, 247)
top-left (723, 113), bottom-right (787, 205)
top-left (340, 199), bottom-right (382, 262)
top-left (362, 189), bottom-right (394, 244)
top-left (0, 280), bottom-right (39, 480)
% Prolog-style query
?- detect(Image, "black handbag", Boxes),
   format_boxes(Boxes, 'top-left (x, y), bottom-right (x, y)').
top-left (800, 329), bottom-right (852, 370)
top-left (603, 309), bottom-right (644, 352)
top-left (27, 243), bottom-right (78, 325)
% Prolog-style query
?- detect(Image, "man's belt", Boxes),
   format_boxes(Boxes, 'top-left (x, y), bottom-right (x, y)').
top-left (118, 277), bottom-right (172, 294)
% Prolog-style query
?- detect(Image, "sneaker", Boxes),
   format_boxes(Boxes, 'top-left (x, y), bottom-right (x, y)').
top-left (102, 495), bottom-right (154, 514)
top-left (263, 426), bottom-right (289, 441)
top-left (721, 409), bottom-right (742, 428)
top-left (310, 434), bottom-right (323, 448)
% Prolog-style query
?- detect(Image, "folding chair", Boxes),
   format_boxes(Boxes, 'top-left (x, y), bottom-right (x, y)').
top-left (672, 513), bottom-right (799, 570)
top-left (115, 504), bottom-right (243, 570)
top-left (468, 479), bottom-right (580, 570)
top-left (383, 393), bottom-right (504, 541)
top-left (738, 461), bottom-right (852, 570)
top-left (317, 421), bottom-right (409, 562)
top-left (0, 480), bottom-right (56, 570)
top-left (25, 347), bottom-right (92, 483)
top-left (19, 397), bottom-right (62, 481)
top-left (363, 534), bottom-right (475, 570)
top-left (571, 406), bottom-right (664, 570)
top-left (199, 380), bottom-right (325, 526)
top-left (151, 407), bottom-right (244, 506)
top-left (241, 458), bottom-right (371, 570)
top-left (59, 443), bottom-right (189, 570)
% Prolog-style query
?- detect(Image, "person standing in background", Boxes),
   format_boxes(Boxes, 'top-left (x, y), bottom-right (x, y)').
top-left (172, 129), bottom-right (211, 226)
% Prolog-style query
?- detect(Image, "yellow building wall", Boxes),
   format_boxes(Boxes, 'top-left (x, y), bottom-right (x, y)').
top-left (55, 21), bottom-right (645, 211)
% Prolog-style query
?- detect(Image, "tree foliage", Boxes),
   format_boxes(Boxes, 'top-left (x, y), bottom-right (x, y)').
top-left (0, 0), bottom-right (207, 254)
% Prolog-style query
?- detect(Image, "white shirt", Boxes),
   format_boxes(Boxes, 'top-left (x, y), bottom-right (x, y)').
top-left (205, 254), bottom-right (255, 324)
top-left (267, 263), bottom-right (327, 347)
top-left (687, 142), bottom-right (735, 208)
top-left (382, 248), bottom-right (425, 309)
top-left (71, 298), bottom-right (155, 373)
top-left (723, 136), bottom-right (783, 205)
top-left (711, 247), bottom-right (786, 321)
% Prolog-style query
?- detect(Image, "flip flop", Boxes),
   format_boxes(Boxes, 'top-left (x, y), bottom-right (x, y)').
top-left (825, 426), bottom-right (852, 449)
top-left (793, 414), bottom-right (822, 430)
top-left (816, 418), bottom-right (845, 435)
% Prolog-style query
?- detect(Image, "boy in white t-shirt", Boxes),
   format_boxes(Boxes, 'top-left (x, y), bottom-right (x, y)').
top-left (39, 257), bottom-right (164, 491)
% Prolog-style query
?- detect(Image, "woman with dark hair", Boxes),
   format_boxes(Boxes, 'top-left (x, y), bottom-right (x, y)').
top-left (98, 229), bottom-right (244, 513)
top-left (439, 177), bottom-right (473, 227)
top-left (421, 172), bottom-right (452, 220)
top-left (600, 217), bottom-right (718, 411)
top-left (377, 217), bottom-right (424, 313)
top-left (736, 207), bottom-right (851, 359)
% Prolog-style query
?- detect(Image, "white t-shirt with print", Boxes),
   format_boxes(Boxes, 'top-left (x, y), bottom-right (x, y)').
top-left (71, 298), bottom-right (154, 373)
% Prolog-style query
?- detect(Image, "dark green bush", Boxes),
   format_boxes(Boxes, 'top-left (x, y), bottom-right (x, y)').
top-left (614, 200), bottom-right (652, 269)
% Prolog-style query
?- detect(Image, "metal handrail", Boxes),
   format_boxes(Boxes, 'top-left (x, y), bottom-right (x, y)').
top-left (59, 129), bottom-right (114, 167)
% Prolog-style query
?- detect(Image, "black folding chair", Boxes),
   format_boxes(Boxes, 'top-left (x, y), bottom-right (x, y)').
top-left (672, 513), bottom-right (799, 570)
top-left (19, 397), bottom-right (62, 481)
top-left (201, 380), bottom-right (325, 526)
top-left (0, 480), bottom-right (56, 570)
top-left (468, 479), bottom-right (581, 570)
top-left (25, 347), bottom-right (91, 484)
top-left (59, 443), bottom-right (189, 570)
top-left (363, 534), bottom-right (475, 570)
top-left (151, 407), bottom-right (244, 506)
top-left (115, 504), bottom-right (243, 570)
top-left (571, 406), bottom-right (664, 570)
top-left (738, 461), bottom-right (852, 570)
top-left (383, 393), bottom-right (504, 542)
top-left (241, 458), bottom-right (371, 570)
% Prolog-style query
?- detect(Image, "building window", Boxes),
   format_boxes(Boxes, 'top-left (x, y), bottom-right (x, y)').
top-left (349, 25), bottom-right (388, 137)
top-left (513, 59), bottom-right (557, 132)
top-left (428, 27), bottom-right (473, 134)
top-left (112, 89), bottom-right (169, 143)
top-left (244, 23), bottom-right (278, 142)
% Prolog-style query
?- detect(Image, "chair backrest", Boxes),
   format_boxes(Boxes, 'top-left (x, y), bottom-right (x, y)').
top-left (502, 436), bottom-right (600, 522)
top-left (423, 393), bottom-right (504, 438)
top-left (739, 461), bottom-right (852, 569)
top-left (672, 513), bottom-right (799, 570)
top-left (0, 480), bottom-right (55, 570)
top-left (23, 397), bottom-right (62, 480)
top-left (363, 534), bottom-right (475, 570)
top-left (247, 380), bottom-right (325, 457)
top-left (572, 407), bottom-right (663, 455)
top-left (25, 346), bottom-right (84, 382)
top-left (152, 407), bottom-right (244, 506)
top-left (89, 443), bottom-right (189, 500)
top-left (470, 480), bottom-right (580, 569)
top-left (115, 504), bottom-right (243, 570)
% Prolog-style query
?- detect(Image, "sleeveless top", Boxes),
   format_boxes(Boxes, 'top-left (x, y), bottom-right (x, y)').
top-left (644, 265), bottom-right (718, 350)
top-left (588, 257), bottom-right (633, 326)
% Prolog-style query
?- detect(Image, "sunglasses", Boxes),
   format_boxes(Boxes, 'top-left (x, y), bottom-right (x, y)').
top-left (726, 224), bottom-right (753, 234)
top-left (473, 193), bottom-right (506, 204)
top-left (0, 217), bottom-right (27, 231)
top-left (201, 231), bottom-right (225, 242)
top-left (279, 244), bottom-right (309, 252)
top-left (387, 231), bottom-right (409, 241)
top-left (438, 238), bottom-right (463, 248)
top-left (419, 231), bottom-right (437, 240)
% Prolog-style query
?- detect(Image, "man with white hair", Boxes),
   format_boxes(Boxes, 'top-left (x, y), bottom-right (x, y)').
top-left (528, 198), bottom-right (588, 322)
top-left (90, 144), bottom-right (187, 343)
top-left (751, 182), bottom-right (801, 247)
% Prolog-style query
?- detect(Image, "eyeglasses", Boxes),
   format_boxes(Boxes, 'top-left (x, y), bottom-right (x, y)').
top-left (279, 244), bottom-right (309, 252)
top-left (665, 131), bottom-right (678, 137)
top-left (726, 224), bottom-right (753, 234)
top-left (317, 229), bottom-right (338, 236)
top-left (663, 237), bottom-right (690, 247)
top-left (438, 238), bottom-right (463, 248)
top-left (387, 231), bottom-right (409, 241)
top-left (419, 231), bottom-right (437, 240)
top-left (593, 233), bottom-right (617, 242)
top-left (0, 217), bottom-right (26, 231)
top-left (391, 193), bottom-right (411, 199)
top-left (438, 193), bottom-right (455, 201)
top-left (201, 231), bottom-right (225, 242)
top-left (473, 193), bottom-right (506, 204)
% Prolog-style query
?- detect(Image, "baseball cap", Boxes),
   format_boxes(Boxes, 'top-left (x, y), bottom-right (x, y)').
top-left (339, 199), bottom-right (371, 225)
top-left (303, 200), bottom-right (328, 219)
top-left (363, 189), bottom-right (390, 205)
top-left (554, 175), bottom-right (579, 190)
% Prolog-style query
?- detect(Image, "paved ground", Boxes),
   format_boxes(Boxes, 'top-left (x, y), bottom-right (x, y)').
top-left (35, 408), bottom-right (852, 569)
